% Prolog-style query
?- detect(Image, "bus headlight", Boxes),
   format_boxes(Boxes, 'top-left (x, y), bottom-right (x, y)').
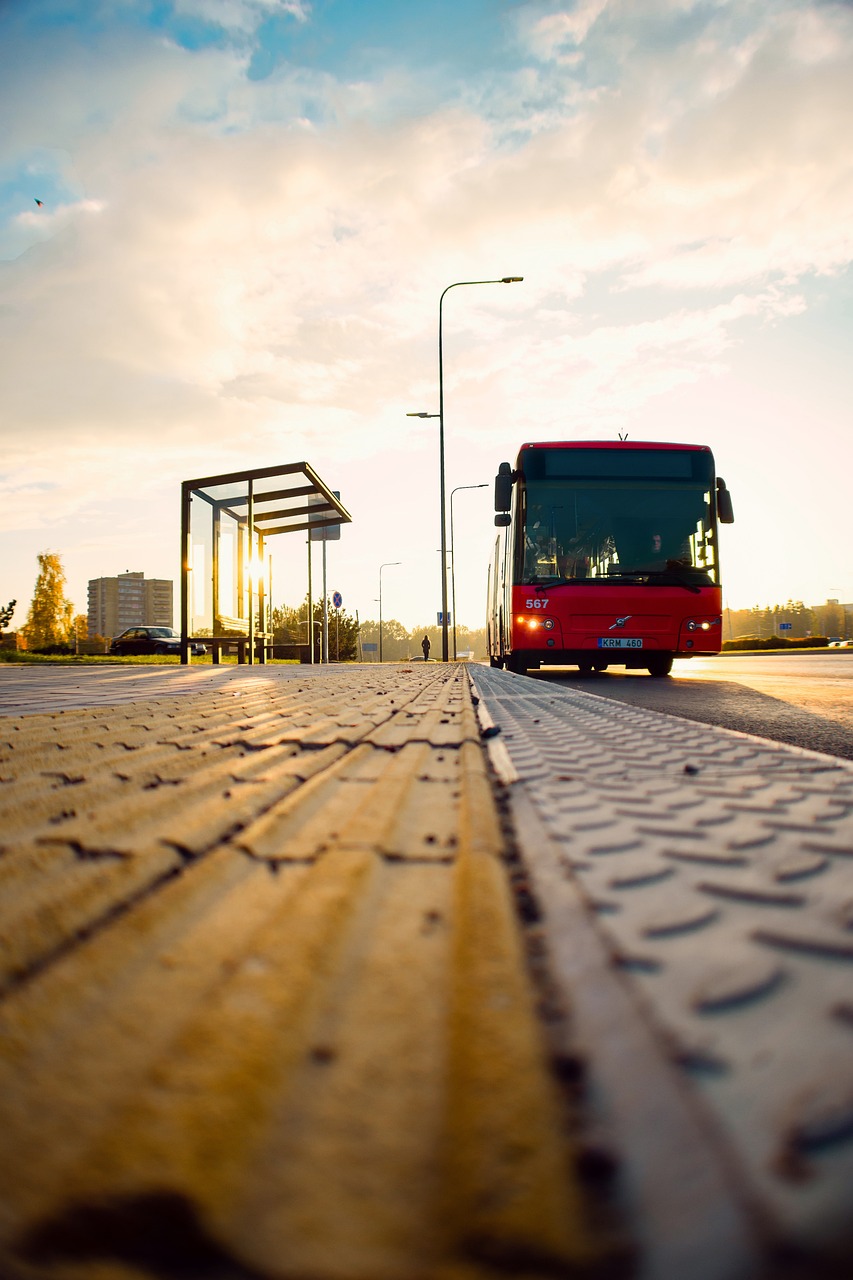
top-left (686, 617), bottom-right (720, 633)
top-left (517, 614), bottom-right (556, 632)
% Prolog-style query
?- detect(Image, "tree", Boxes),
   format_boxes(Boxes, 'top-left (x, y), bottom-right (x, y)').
top-left (359, 617), bottom-right (409, 661)
top-left (70, 614), bottom-right (89, 653)
top-left (270, 603), bottom-right (306, 644)
top-left (452, 624), bottom-right (487, 658)
top-left (0, 600), bottom-right (15, 630)
top-left (815, 599), bottom-right (843, 639)
top-left (780, 601), bottom-right (815, 639)
top-left (327, 605), bottom-right (360, 662)
top-left (271, 597), bottom-right (360, 661)
top-left (23, 552), bottom-right (74, 648)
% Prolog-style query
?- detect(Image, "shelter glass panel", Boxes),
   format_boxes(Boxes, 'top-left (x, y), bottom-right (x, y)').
top-left (190, 492), bottom-right (215, 633)
top-left (216, 509), bottom-right (241, 623)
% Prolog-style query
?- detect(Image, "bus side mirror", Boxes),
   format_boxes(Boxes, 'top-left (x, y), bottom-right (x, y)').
top-left (494, 513), bottom-right (511, 527)
top-left (716, 478), bottom-right (734, 524)
top-left (495, 462), bottom-right (513, 512)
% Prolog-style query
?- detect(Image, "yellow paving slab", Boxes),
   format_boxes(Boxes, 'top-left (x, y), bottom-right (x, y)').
top-left (0, 666), bottom-right (601, 1280)
top-left (442, 847), bottom-right (593, 1273)
top-left (0, 853), bottom-right (311, 1243)
top-left (236, 739), bottom-right (498, 864)
top-left (227, 859), bottom-right (454, 1278)
top-left (0, 840), bottom-right (180, 990)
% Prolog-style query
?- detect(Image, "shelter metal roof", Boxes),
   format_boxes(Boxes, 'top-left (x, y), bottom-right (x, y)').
top-left (182, 462), bottom-right (351, 538)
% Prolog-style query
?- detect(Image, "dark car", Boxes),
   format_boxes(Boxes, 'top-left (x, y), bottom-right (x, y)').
top-left (109, 627), bottom-right (206, 656)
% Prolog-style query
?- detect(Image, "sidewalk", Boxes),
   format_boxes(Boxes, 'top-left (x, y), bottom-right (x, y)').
top-left (2, 661), bottom-right (852, 1279)
top-left (0, 664), bottom-right (600, 1280)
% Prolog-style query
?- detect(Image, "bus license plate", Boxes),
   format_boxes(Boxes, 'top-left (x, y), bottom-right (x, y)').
top-left (598, 637), bottom-right (644, 649)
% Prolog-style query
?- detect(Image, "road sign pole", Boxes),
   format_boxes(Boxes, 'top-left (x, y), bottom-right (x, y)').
top-left (331, 591), bottom-right (343, 662)
top-left (322, 540), bottom-right (328, 664)
top-left (307, 537), bottom-right (313, 665)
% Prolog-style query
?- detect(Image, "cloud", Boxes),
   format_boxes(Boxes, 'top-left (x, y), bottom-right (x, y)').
top-left (524, 0), bottom-right (610, 62)
top-left (172, 0), bottom-right (310, 35)
top-left (2, 0), bottom-right (853, 620)
top-left (15, 196), bottom-right (104, 231)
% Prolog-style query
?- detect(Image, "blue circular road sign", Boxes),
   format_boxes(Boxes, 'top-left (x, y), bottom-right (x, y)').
top-left (332, 591), bottom-right (343, 609)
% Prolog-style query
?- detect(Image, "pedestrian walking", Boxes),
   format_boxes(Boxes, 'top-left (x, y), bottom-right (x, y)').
top-left (421, 634), bottom-right (431, 661)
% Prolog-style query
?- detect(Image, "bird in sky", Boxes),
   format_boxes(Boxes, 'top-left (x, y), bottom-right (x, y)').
top-left (34, 198), bottom-right (44, 207)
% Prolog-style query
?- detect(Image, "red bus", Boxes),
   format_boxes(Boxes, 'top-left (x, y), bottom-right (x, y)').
top-left (487, 441), bottom-right (734, 676)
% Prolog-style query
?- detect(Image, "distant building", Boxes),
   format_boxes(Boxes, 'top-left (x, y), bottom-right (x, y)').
top-left (88, 572), bottom-right (173, 638)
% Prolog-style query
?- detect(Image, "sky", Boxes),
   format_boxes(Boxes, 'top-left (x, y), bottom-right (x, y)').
top-left (2, 0), bottom-right (853, 634)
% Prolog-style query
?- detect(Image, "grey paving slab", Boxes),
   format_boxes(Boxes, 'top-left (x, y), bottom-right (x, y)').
top-left (471, 663), bottom-right (853, 1278)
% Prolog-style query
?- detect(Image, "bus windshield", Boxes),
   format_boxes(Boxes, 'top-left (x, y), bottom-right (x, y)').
top-left (519, 447), bottom-right (718, 588)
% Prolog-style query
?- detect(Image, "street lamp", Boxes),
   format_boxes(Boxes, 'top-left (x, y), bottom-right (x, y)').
top-left (437, 277), bottom-right (522, 660)
top-left (450, 483), bottom-right (488, 660)
top-left (404, 277), bottom-right (517, 660)
top-left (379, 561), bottom-right (401, 662)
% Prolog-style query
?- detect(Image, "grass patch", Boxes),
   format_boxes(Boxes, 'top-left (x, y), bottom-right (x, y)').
top-left (0, 651), bottom-right (302, 666)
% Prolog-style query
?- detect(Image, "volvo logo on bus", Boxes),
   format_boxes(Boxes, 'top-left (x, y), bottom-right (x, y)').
top-left (609, 616), bottom-right (632, 629)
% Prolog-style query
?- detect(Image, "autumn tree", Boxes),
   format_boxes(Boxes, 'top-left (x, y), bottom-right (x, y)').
top-left (0, 600), bottom-right (15, 630)
top-left (69, 613), bottom-right (89, 653)
top-left (23, 552), bottom-right (74, 648)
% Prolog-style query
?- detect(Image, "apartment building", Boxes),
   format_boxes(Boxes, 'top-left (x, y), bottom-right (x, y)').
top-left (88, 572), bottom-right (173, 638)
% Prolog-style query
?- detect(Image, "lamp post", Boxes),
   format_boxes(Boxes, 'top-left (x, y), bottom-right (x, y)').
top-left (410, 276), bottom-right (522, 662)
top-left (379, 561), bottom-right (401, 662)
top-left (450, 483), bottom-right (488, 660)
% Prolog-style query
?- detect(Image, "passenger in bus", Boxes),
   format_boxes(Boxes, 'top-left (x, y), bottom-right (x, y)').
top-left (644, 530), bottom-right (691, 570)
top-left (524, 518), bottom-right (559, 578)
top-left (559, 533), bottom-right (590, 579)
top-left (635, 531), bottom-right (668, 569)
top-left (613, 521), bottom-right (690, 573)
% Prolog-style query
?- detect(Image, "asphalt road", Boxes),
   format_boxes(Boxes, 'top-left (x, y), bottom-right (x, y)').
top-left (527, 652), bottom-right (853, 761)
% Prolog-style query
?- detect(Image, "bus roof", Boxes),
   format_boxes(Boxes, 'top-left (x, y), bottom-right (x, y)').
top-left (518, 441), bottom-right (711, 454)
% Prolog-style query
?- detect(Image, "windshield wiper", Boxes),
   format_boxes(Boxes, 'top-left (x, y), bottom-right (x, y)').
top-left (645, 568), bottom-right (703, 594)
top-left (524, 575), bottom-right (563, 586)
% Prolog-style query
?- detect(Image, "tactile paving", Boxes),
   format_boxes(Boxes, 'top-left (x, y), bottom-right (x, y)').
top-left (471, 663), bottom-right (853, 1275)
top-left (0, 664), bottom-right (599, 1280)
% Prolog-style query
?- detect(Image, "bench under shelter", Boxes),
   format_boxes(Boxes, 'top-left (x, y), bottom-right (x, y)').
top-left (180, 462), bottom-right (351, 664)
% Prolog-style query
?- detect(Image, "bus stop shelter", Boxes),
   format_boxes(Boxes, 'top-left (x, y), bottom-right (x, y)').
top-left (180, 462), bottom-right (351, 664)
